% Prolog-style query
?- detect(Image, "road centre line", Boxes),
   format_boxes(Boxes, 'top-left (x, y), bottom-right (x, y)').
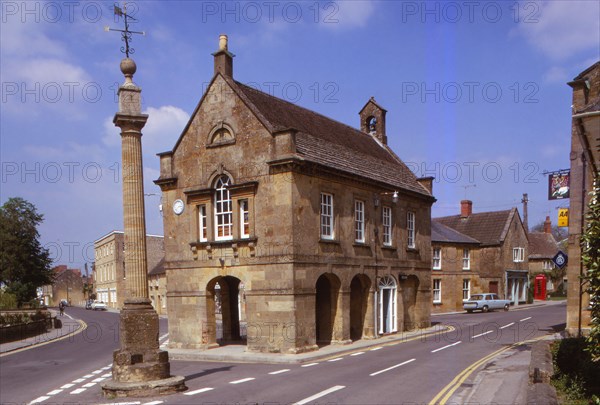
top-left (101, 373), bottom-right (112, 378)
top-left (350, 351), bottom-right (365, 356)
top-left (269, 369), bottom-right (290, 375)
top-left (46, 389), bottom-right (62, 395)
top-left (70, 388), bottom-right (86, 394)
top-left (520, 317), bottom-right (532, 322)
top-left (431, 341), bottom-right (462, 353)
top-left (294, 385), bottom-right (345, 405)
top-left (301, 362), bottom-right (319, 367)
top-left (82, 374), bottom-right (94, 378)
top-left (370, 347), bottom-right (383, 351)
top-left (184, 387), bottom-right (214, 396)
top-left (82, 382), bottom-right (96, 388)
top-left (370, 358), bottom-right (416, 376)
top-left (72, 378), bottom-right (86, 383)
top-left (60, 383), bottom-right (75, 389)
top-left (143, 401), bottom-right (164, 405)
top-left (92, 369), bottom-right (103, 374)
top-left (500, 322), bottom-right (515, 329)
top-left (229, 377), bottom-right (255, 384)
top-left (472, 330), bottom-right (493, 339)
top-left (92, 377), bottom-right (106, 383)
top-left (327, 358), bottom-right (343, 362)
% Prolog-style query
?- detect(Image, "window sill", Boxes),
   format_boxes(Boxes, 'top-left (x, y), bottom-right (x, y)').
top-left (190, 237), bottom-right (257, 248)
top-left (406, 247), bottom-right (419, 253)
top-left (319, 238), bottom-right (340, 245)
top-left (381, 245), bottom-right (397, 251)
top-left (353, 242), bottom-right (370, 248)
top-left (433, 302), bottom-right (442, 305)
top-left (433, 267), bottom-right (441, 271)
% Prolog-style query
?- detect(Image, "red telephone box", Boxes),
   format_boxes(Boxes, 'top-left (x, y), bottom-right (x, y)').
top-left (534, 274), bottom-right (547, 300)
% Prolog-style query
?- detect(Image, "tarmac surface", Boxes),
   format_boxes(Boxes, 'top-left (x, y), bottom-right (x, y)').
top-left (0, 301), bottom-right (561, 404)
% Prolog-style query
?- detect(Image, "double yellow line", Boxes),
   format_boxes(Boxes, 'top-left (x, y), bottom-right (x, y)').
top-left (428, 334), bottom-right (547, 405)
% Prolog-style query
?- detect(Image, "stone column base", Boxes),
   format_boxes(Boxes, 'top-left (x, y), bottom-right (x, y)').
top-left (102, 375), bottom-right (186, 398)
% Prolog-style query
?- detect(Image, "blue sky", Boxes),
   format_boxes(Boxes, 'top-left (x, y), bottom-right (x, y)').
top-left (1, 1), bottom-right (599, 270)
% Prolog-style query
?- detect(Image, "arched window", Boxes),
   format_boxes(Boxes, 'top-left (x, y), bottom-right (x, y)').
top-left (214, 175), bottom-right (233, 240)
top-left (378, 275), bottom-right (397, 334)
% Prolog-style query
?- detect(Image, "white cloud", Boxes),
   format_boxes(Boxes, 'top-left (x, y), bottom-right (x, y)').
top-left (324, 1), bottom-right (376, 30)
top-left (513, 1), bottom-right (600, 60)
top-left (102, 105), bottom-right (189, 156)
top-left (543, 66), bottom-right (568, 84)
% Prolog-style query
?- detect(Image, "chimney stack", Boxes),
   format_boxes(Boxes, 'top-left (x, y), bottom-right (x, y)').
top-left (544, 216), bottom-right (552, 234)
top-left (460, 200), bottom-right (472, 218)
top-left (212, 34), bottom-right (234, 78)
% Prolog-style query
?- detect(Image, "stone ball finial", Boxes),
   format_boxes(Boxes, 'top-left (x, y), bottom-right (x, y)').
top-left (219, 34), bottom-right (228, 51)
top-left (120, 58), bottom-right (137, 84)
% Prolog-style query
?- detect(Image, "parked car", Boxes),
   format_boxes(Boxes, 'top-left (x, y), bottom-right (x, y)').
top-left (463, 293), bottom-right (510, 313)
top-left (91, 300), bottom-right (107, 311)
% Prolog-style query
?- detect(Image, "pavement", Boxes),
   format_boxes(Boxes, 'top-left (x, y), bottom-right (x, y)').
top-left (0, 308), bottom-right (84, 355)
top-left (1, 301), bottom-right (562, 404)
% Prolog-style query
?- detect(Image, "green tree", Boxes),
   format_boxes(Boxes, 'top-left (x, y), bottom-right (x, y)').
top-left (0, 197), bottom-right (53, 306)
top-left (581, 177), bottom-right (600, 361)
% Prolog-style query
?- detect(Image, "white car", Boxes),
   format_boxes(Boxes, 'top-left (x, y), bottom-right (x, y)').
top-left (463, 293), bottom-right (510, 313)
top-left (91, 300), bottom-right (107, 310)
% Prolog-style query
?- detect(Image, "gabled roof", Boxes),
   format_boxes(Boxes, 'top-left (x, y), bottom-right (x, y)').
top-left (573, 61), bottom-right (600, 80)
top-left (434, 208), bottom-right (519, 247)
top-left (432, 220), bottom-right (480, 244)
top-left (528, 232), bottom-right (559, 260)
top-left (229, 78), bottom-right (432, 197)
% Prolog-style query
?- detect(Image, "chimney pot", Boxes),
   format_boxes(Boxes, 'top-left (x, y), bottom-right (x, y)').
top-left (544, 216), bottom-right (552, 234)
top-left (460, 200), bottom-right (473, 218)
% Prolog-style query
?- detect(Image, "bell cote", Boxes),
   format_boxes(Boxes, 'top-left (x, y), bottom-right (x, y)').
top-left (359, 97), bottom-right (387, 145)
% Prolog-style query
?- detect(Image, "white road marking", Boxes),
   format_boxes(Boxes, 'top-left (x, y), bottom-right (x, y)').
top-left (294, 385), bottom-right (345, 405)
top-left (72, 378), bottom-right (86, 383)
top-left (370, 358), bottom-right (416, 376)
top-left (60, 383), bottom-right (75, 389)
top-left (184, 387), bottom-right (214, 396)
top-left (82, 374), bottom-right (94, 378)
top-left (500, 322), bottom-right (515, 329)
top-left (91, 369), bottom-right (103, 374)
top-left (520, 317), bottom-right (532, 322)
top-left (46, 389), bottom-right (62, 395)
top-left (431, 341), bottom-right (462, 353)
top-left (350, 351), bottom-right (364, 356)
top-left (327, 358), bottom-right (343, 362)
top-left (101, 373), bottom-right (112, 378)
top-left (301, 362), bottom-right (319, 367)
top-left (143, 401), bottom-right (164, 405)
top-left (370, 347), bottom-right (383, 351)
top-left (82, 382), bottom-right (96, 388)
top-left (92, 377), bottom-right (106, 383)
top-left (101, 365), bottom-right (112, 370)
top-left (269, 369), bottom-right (290, 375)
top-left (29, 396), bottom-right (50, 404)
top-left (472, 330), bottom-right (493, 339)
top-left (229, 377), bottom-right (255, 384)
top-left (70, 388), bottom-right (86, 394)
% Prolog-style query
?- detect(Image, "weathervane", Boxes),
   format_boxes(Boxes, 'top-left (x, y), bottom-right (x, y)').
top-left (104, 3), bottom-right (145, 58)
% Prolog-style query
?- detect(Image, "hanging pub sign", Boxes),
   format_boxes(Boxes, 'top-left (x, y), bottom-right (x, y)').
top-left (548, 170), bottom-right (570, 200)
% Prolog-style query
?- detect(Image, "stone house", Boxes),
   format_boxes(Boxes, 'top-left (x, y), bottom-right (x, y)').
top-left (154, 36), bottom-right (435, 354)
top-left (528, 216), bottom-right (562, 293)
top-left (149, 258), bottom-right (167, 316)
top-left (430, 221), bottom-right (481, 313)
top-left (93, 231), bottom-right (164, 309)
top-left (434, 200), bottom-right (530, 307)
top-left (566, 61), bottom-right (599, 336)
top-left (42, 265), bottom-right (86, 306)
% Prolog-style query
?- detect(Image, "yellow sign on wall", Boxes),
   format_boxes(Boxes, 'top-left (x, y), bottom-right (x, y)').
top-left (558, 208), bottom-right (569, 227)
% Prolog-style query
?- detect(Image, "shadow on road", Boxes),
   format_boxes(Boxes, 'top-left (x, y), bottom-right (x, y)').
top-left (185, 365), bottom-right (233, 382)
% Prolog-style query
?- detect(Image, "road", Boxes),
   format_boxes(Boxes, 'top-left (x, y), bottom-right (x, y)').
top-left (0, 302), bottom-right (565, 404)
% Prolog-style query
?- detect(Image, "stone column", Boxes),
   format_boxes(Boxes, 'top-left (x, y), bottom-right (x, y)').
top-left (102, 58), bottom-right (185, 398)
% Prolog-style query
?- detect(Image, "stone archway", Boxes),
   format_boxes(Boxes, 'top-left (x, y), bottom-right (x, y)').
top-left (315, 273), bottom-right (341, 346)
top-left (207, 275), bottom-right (245, 345)
top-left (350, 275), bottom-right (371, 341)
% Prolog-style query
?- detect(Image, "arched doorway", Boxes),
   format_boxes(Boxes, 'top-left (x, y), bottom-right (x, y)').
top-left (315, 274), bottom-right (340, 345)
top-left (350, 275), bottom-right (371, 341)
top-left (207, 275), bottom-right (245, 344)
top-left (378, 275), bottom-right (397, 334)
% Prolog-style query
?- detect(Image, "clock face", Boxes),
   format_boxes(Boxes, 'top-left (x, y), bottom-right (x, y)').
top-left (173, 199), bottom-right (184, 215)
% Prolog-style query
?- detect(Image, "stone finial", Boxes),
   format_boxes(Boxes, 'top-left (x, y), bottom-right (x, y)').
top-left (120, 57), bottom-right (137, 86)
top-left (219, 34), bottom-right (228, 51)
